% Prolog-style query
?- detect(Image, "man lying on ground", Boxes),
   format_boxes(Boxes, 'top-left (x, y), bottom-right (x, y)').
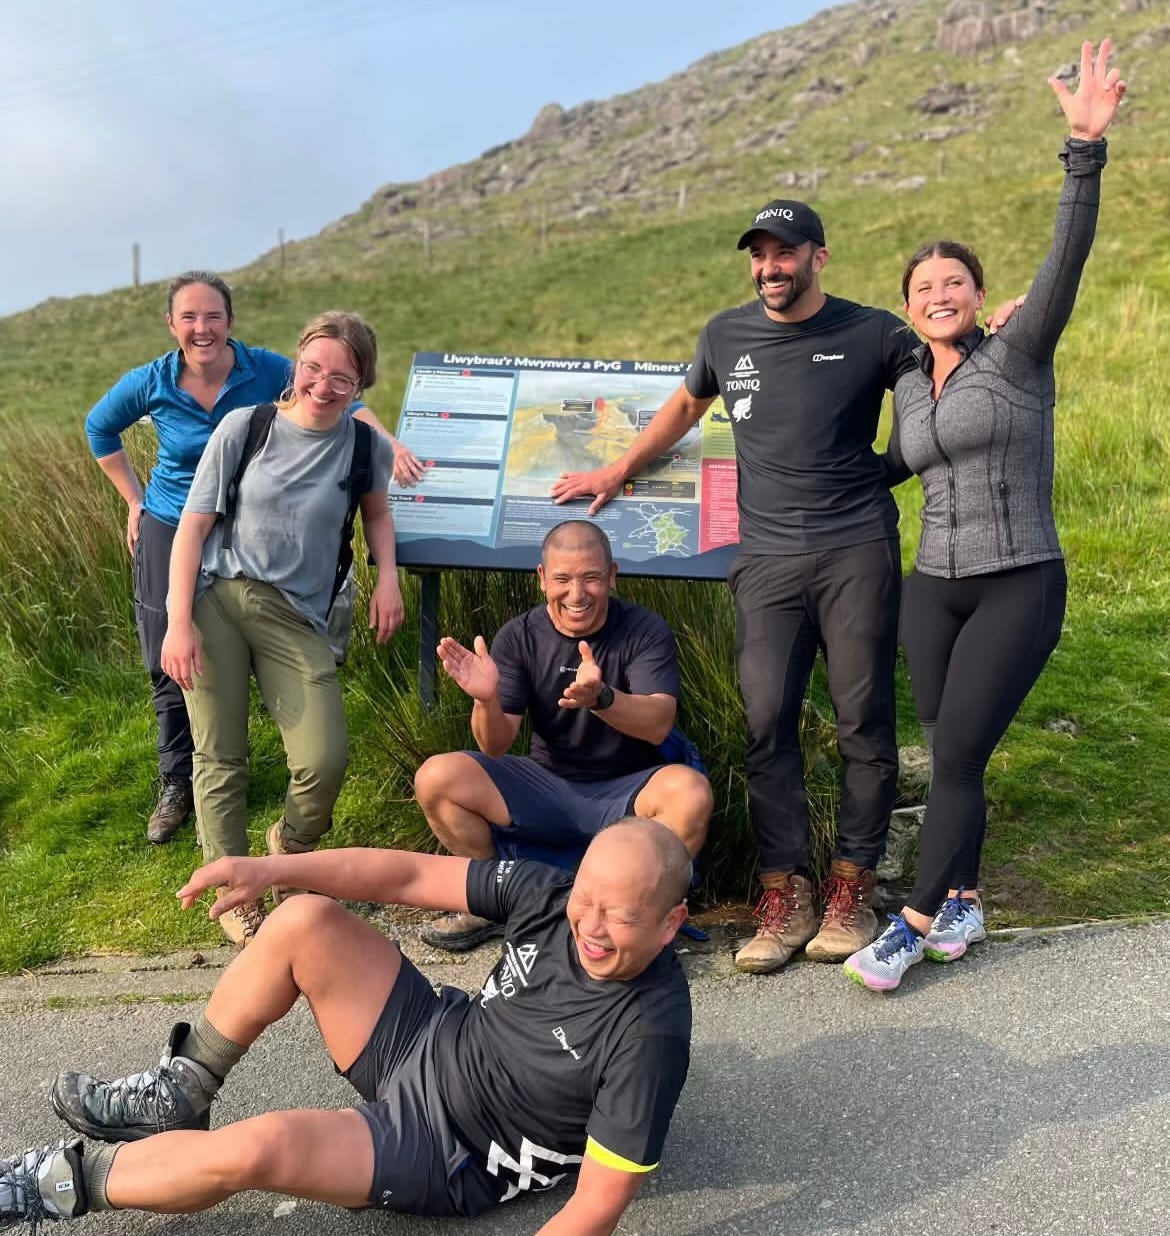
top-left (1, 819), bottom-right (693, 1235)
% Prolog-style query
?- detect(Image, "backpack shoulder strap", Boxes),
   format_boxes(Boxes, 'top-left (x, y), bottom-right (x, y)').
top-left (348, 419), bottom-right (374, 506)
top-left (221, 403), bottom-right (277, 552)
top-left (329, 419), bottom-right (375, 610)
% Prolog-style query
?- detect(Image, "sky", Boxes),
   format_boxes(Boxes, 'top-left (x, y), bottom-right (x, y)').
top-left (0, 0), bottom-right (835, 318)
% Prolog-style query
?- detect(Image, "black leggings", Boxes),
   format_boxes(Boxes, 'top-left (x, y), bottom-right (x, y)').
top-left (901, 560), bottom-right (1067, 915)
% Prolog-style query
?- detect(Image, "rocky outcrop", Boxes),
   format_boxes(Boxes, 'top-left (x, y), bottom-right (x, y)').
top-left (937, 0), bottom-right (1049, 56)
top-left (914, 82), bottom-right (982, 116)
top-left (330, 0), bottom-right (912, 245)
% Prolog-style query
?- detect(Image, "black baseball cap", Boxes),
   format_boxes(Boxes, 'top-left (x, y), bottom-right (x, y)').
top-left (736, 199), bottom-right (826, 249)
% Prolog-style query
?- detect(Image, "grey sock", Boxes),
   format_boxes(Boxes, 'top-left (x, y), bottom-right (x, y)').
top-left (81, 1142), bottom-right (121, 1212)
top-left (177, 1014), bottom-right (246, 1082)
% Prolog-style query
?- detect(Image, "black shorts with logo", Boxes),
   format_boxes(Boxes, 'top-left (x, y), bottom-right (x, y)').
top-left (341, 955), bottom-right (499, 1217)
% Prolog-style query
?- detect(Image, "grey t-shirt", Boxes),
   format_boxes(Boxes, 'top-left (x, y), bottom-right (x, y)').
top-left (183, 405), bottom-right (392, 634)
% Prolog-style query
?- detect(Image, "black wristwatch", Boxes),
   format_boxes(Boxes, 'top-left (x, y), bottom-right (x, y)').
top-left (591, 683), bottom-right (615, 712)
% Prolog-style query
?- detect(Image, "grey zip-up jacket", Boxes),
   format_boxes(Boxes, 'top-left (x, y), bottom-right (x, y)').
top-left (884, 137), bottom-right (1107, 578)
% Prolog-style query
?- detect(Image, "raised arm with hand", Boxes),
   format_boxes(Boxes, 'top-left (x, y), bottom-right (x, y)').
top-left (558, 640), bottom-right (677, 744)
top-left (551, 383), bottom-right (715, 515)
top-left (1006, 39), bottom-right (1125, 361)
top-left (438, 635), bottom-right (524, 755)
top-left (998, 37), bottom-right (1126, 360)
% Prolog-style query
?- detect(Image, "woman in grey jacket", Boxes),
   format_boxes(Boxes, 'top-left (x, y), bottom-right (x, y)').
top-left (845, 39), bottom-right (1126, 991)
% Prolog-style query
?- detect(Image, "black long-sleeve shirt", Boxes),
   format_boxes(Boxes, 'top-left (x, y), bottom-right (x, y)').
top-left (885, 137), bottom-right (1108, 578)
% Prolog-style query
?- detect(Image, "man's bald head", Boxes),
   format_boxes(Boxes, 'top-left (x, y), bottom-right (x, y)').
top-left (540, 520), bottom-right (613, 572)
top-left (586, 817), bottom-right (693, 915)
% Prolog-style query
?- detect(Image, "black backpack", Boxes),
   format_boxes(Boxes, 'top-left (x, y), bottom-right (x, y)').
top-left (219, 402), bottom-right (374, 612)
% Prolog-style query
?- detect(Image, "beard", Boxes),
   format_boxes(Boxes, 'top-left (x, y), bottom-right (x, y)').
top-left (754, 249), bottom-right (816, 313)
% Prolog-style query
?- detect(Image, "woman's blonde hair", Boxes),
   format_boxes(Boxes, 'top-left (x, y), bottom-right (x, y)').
top-left (280, 310), bottom-right (378, 406)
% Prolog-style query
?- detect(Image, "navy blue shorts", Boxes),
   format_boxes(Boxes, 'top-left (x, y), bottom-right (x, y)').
top-left (466, 753), bottom-right (661, 856)
top-left (341, 955), bottom-right (498, 1217)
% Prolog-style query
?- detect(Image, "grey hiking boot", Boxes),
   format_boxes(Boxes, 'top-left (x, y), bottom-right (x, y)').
top-left (146, 775), bottom-right (194, 844)
top-left (1, 1138), bottom-right (88, 1229)
top-left (420, 912), bottom-right (505, 953)
top-left (50, 1023), bottom-right (219, 1143)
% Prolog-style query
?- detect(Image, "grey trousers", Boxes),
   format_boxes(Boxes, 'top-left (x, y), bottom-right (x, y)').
top-left (134, 512), bottom-right (193, 779)
top-left (184, 577), bottom-right (348, 861)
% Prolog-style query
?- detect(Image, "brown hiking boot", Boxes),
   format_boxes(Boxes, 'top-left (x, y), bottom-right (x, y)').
top-left (805, 859), bottom-right (878, 962)
top-left (217, 895), bottom-right (266, 948)
top-left (266, 820), bottom-right (317, 905)
top-left (147, 775), bottom-right (194, 844)
top-left (420, 912), bottom-right (505, 952)
top-left (733, 873), bottom-right (819, 974)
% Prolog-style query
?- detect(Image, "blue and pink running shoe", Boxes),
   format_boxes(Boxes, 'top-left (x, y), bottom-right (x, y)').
top-left (924, 892), bottom-right (986, 962)
top-left (843, 915), bottom-right (924, 991)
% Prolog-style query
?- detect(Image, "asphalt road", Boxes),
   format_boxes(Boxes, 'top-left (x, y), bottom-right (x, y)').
top-left (3, 918), bottom-right (1169, 1236)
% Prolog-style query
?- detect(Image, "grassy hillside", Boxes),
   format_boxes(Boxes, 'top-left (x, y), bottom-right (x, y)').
top-left (0, 2), bottom-right (1167, 968)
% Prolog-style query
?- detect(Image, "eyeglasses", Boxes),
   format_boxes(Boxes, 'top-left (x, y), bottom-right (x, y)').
top-left (298, 358), bottom-right (359, 398)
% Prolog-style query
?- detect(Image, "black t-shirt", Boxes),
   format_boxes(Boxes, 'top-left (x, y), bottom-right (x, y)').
top-left (433, 860), bottom-right (692, 1203)
top-left (685, 295), bottom-right (917, 555)
top-left (491, 597), bottom-right (680, 781)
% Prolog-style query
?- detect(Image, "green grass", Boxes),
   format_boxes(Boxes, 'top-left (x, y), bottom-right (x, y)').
top-left (0, 1), bottom-right (1168, 969)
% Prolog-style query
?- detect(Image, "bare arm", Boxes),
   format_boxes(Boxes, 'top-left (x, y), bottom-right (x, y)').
top-left (536, 1157), bottom-right (643, 1236)
top-left (352, 405), bottom-right (426, 487)
top-left (471, 695), bottom-right (524, 756)
top-left (437, 635), bottom-right (525, 755)
top-left (178, 848), bottom-right (472, 917)
top-left (359, 490), bottom-right (404, 643)
top-left (558, 641), bottom-right (676, 744)
top-left (571, 689), bottom-right (675, 745)
top-left (94, 449), bottom-right (146, 553)
top-left (159, 510), bottom-right (217, 690)
top-left (551, 383), bottom-right (715, 515)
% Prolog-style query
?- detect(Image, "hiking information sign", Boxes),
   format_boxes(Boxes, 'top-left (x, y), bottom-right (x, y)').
top-left (391, 351), bottom-right (740, 580)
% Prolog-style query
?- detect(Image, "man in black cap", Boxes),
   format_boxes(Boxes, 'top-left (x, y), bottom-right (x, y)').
top-left (552, 198), bottom-right (1003, 974)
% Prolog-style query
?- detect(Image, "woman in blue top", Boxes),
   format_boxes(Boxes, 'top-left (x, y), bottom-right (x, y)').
top-left (844, 41), bottom-right (1126, 992)
top-left (85, 271), bottom-right (422, 845)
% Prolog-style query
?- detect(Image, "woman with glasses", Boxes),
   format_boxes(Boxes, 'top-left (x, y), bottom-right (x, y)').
top-left (85, 272), bottom-right (423, 848)
top-left (160, 310), bottom-right (405, 945)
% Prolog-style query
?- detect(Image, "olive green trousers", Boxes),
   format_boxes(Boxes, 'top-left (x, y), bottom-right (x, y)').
top-left (184, 577), bottom-right (347, 861)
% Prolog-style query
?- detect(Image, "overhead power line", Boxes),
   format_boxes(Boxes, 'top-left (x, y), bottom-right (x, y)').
top-left (0, 0), bottom-right (480, 111)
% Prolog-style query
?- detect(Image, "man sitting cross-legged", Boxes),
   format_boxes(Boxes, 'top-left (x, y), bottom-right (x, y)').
top-left (2, 819), bottom-right (693, 1235)
top-left (415, 519), bottom-right (712, 952)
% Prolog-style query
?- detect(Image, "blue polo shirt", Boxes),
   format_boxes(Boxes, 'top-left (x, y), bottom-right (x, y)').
top-left (86, 340), bottom-right (294, 526)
